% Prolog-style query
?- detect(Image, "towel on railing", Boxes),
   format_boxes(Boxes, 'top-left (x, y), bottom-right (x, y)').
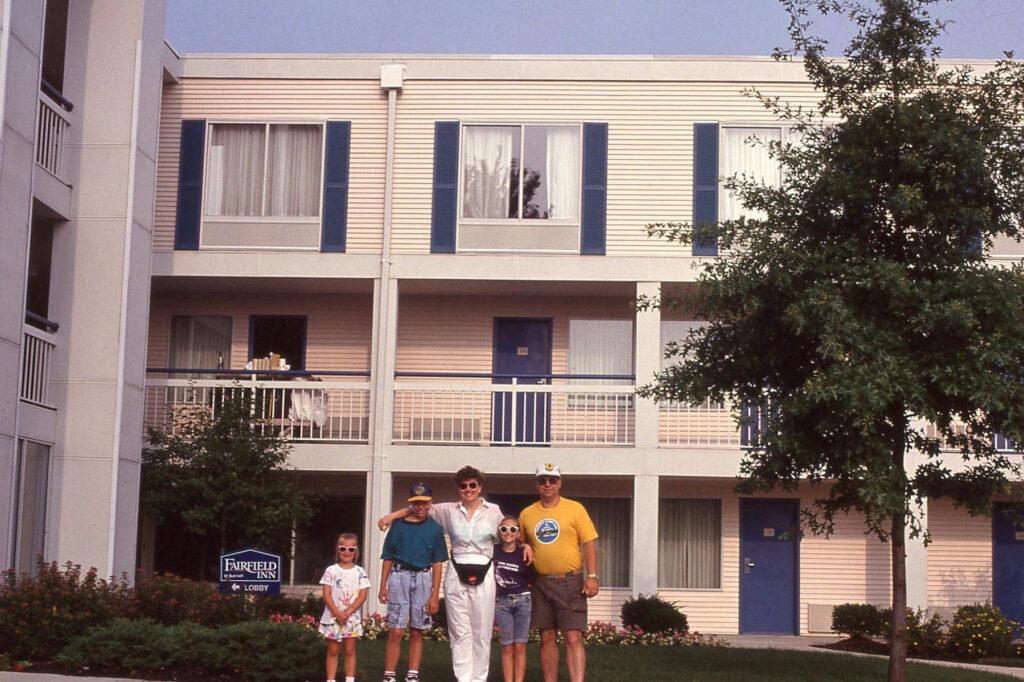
top-left (289, 389), bottom-right (328, 428)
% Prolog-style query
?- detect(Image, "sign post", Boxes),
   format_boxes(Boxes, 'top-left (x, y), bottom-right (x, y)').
top-left (219, 548), bottom-right (282, 595)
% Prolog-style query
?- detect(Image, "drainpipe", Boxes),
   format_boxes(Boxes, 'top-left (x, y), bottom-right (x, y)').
top-left (367, 63), bottom-right (404, 610)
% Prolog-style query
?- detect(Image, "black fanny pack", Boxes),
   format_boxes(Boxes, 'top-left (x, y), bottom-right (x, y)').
top-left (450, 557), bottom-right (492, 585)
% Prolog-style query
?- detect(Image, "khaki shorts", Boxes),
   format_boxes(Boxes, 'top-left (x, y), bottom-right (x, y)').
top-left (530, 572), bottom-right (587, 631)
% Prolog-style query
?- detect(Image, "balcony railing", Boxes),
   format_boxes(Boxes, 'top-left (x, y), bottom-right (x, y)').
top-left (36, 86), bottom-right (72, 182)
top-left (20, 318), bottom-right (59, 409)
top-left (144, 370), bottom-right (371, 443)
top-left (393, 373), bottom-right (636, 446)
top-left (659, 399), bottom-right (739, 448)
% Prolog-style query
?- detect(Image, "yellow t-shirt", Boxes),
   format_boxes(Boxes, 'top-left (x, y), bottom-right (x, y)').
top-left (519, 497), bottom-right (598, 576)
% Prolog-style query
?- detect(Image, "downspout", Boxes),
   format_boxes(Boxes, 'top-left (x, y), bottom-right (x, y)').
top-left (0, 0), bottom-right (12, 159)
top-left (107, 39), bottom-right (143, 576)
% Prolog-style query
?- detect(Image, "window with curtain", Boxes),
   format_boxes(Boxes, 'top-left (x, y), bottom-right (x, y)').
top-left (204, 123), bottom-right (322, 218)
top-left (14, 440), bottom-right (49, 575)
top-left (578, 497), bottom-right (630, 588)
top-left (461, 124), bottom-right (581, 221)
top-left (568, 319), bottom-right (633, 409)
top-left (658, 499), bottom-right (721, 589)
top-left (719, 126), bottom-right (783, 222)
top-left (169, 315), bottom-right (232, 372)
top-left (659, 320), bottom-right (722, 411)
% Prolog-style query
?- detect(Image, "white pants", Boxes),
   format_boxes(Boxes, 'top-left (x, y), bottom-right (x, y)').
top-left (444, 560), bottom-right (496, 682)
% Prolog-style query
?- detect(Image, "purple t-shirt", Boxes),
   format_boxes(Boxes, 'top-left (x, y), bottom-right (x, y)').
top-left (493, 544), bottom-right (536, 596)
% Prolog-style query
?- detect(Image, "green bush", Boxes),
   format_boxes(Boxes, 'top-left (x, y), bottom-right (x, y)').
top-left (55, 619), bottom-right (185, 672)
top-left (947, 604), bottom-right (1016, 659)
top-left (133, 573), bottom-right (248, 626)
top-left (832, 603), bottom-right (884, 639)
top-left (0, 561), bottom-right (135, 660)
top-left (880, 607), bottom-right (946, 656)
top-left (204, 621), bottom-right (324, 681)
top-left (620, 594), bottom-right (688, 634)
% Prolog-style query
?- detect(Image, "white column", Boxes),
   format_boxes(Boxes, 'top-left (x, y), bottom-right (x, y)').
top-left (905, 497), bottom-right (928, 611)
top-left (634, 282), bottom-right (662, 449)
top-left (631, 474), bottom-right (660, 597)
top-left (365, 469), bottom-right (393, 614)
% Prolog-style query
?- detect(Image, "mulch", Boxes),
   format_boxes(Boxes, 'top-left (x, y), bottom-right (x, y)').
top-left (815, 636), bottom-right (891, 656)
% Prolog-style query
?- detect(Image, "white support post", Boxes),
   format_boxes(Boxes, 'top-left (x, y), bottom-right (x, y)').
top-left (631, 474), bottom-right (660, 597)
top-left (365, 469), bottom-right (392, 615)
top-left (905, 496), bottom-right (928, 611)
top-left (634, 282), bottom-right (662, 449)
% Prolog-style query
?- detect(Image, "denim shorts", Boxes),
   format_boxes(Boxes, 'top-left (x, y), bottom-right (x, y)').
top-left (495, 592), bottom-right (532, 645)
top-left (386, 567), bottom-right (433, 631)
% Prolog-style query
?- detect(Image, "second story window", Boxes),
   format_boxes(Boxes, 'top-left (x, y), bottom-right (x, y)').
top-left (461, 124), bottom-right (581, 222)
top-left (204, 123), bottom-right (323, 218)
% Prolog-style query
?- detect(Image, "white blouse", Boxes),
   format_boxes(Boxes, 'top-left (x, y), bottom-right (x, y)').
top-left (429, 499), bottom-right (504, 559)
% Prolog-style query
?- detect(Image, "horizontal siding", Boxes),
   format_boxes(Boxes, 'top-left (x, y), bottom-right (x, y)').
top-left (146, 292), bottom-right (373, 371)
top-left (156, 80), bottom-right (388, 253)
top-left (928, 498), bottom-right (992, 607)
top-left (157, 77), bottom-right (820, 257)
top-left (391, 80), bottom-right (821, 256)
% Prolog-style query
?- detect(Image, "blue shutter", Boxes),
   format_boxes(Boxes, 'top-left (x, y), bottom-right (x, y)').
top-left (580, 122), bottom-right (608, 255)
top-left (693, 123), bottom-right (719, 256)
top-left (431, 121), bottom-right (459, 253)
top-left (321, 121), bottom-right (351, 252)
top-left (174, 119), bottom-right (206, 250)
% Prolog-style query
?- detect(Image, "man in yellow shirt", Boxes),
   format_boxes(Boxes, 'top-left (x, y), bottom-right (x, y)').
top-left (519, 463), bottom-right (599, 682)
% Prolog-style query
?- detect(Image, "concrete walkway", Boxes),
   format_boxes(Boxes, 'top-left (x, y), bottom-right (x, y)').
top-left (3, 636), bottom-right (1024, 680)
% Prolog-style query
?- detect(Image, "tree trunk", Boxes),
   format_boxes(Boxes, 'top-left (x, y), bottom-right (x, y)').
top-left (888, 507), bottom-right (908, 682)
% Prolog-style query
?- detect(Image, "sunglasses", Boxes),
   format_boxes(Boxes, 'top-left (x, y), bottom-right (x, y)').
top-left (499, 525), bottom-right (519, 534)
top-left (458, 481), bottom-right (479, 490)
top-left (536, 476), bottom-right (560, 485)
top-left (337, 546), bottom-right (357, 553)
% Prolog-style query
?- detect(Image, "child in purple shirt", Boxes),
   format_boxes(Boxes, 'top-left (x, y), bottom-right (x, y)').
top-left (493, 516), bottom-right (536, 682)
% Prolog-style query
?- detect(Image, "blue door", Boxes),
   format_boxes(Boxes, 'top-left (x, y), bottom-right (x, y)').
top-left (993, 502), bottom-right (1024, 625)
top-left (492, 318), bottom-right (551, 445)
top-left (739, 498), bottom-right (799, 634)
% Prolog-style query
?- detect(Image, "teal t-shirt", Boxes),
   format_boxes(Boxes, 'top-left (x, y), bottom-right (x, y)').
top-left (380, 517), bottom-right (448, 569)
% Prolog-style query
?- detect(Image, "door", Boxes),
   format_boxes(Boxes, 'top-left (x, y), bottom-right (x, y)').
top-left (739, 498), bottom-right (799, 634)
top-left (993, 502), bottom-right (1024, 625)
top-left (492, 318), bottom-right (552, 445)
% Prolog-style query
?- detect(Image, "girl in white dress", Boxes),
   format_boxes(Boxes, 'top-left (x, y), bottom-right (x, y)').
top-left (319, 532), bottom-right (371, 682)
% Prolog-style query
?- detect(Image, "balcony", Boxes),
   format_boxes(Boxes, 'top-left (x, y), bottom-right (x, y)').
top-left (36, 83), bottom-right (73, 183)
top-left (143, 370), bottom-right (372, 443)
top-left (20, 314), bottom-right (59, 409)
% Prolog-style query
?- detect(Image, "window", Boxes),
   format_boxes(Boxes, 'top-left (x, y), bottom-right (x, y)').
top-left (719, 126), bottom-right (784, 222)
top-left (169, 316), bottom-right (232, 371)
top-left (249, 315), bottom-right (307, 371)
top-left (578, 497), bottom-right (630, 587)
top-left (13, 440), bottom-right (49, 574)
top-left (659, 320), bottom-right (707, 372)
top-left (204, 124), bottom-right (323, 218)
top-left (462, 125), bottom-right (581, 221)
top-left (658, 499), bottom-right (721, 589)
top-left (568, 320), bottom-right (633, 383)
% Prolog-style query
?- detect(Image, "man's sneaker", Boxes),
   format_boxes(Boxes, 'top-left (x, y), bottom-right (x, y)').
top-left (404, 674), bottom-right (420, 682)
top-left (381, 675), bottom-right (397, 682)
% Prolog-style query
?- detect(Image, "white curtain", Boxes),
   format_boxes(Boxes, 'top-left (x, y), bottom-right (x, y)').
top-left (658, 499), bottom-right (721, 589)
top-left (719, 127), bottom-right (782, 221)
top-left (462, 126), bottom-right (515, 218)
top-left (267, 124), bottom-right (322, 217)
top-left (569, 319), bottom-right (633, 385)
top-left (205, 124), bottom-right (264, 216)
top-left (579, 497), bottom-right (630, 587)
top-left (659, 320), bottom-right (709, 372)
top-left (169, 316), bottom-right (232, 372)
top-left (15, 440), bottom-right (49, 575)
top-left (544, 126), bottom-right (581, 219)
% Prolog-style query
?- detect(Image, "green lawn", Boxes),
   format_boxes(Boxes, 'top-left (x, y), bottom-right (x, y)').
top-left (345, 640), bottom-right (1020, 681)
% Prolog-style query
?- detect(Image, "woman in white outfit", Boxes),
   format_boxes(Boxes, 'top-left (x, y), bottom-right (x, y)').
top-left (379, 466), bottom-right (530, 682)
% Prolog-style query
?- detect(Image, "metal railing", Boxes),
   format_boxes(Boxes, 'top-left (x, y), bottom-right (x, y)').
top-left (36, 88), bottom-right (72, 182)
top-left (144, 370), bottom-right (372, 443)
top-left (659, 398), bottom-right (739, 448)
top-left (393, 372), bottom-right (636, 446)
top-left (20, 323), bottom-right (58, 408)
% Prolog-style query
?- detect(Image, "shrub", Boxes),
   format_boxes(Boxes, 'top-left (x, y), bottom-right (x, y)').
top-left (55, 619), bottom-right (184, 672)
top-left (620, 594), bottom-right (688, 634)
top-left (203, 620), bottom-right (324, 681)
top-left (879, 607), bottom-right (946, 656)
top-left (947, 604), bottom-right (1016, 659)
top-left (133, 573), bottom-right (248, 626)
top-left (0, 561), bottom-right (135, 660)
top-left (832, 603), bottom-right (884, 639)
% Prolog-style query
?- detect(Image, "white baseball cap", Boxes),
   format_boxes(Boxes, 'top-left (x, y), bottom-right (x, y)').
top-left (534, 463), bottom-right (562, 478)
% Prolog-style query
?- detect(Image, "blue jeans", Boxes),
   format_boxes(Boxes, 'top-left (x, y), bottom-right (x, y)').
top-left (386, 567), bottom-right (433, 630)
top-left (495, 592), bottom-right (532, 645)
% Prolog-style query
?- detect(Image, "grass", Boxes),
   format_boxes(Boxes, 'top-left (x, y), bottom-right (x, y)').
top-left (344, 640), bottom-right (1022, 681)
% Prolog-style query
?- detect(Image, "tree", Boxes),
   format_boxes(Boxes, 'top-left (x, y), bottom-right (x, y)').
top-left (142, 388), bottom-right (313, 580)
top-left (642, 2), bottom-right (1024, 680)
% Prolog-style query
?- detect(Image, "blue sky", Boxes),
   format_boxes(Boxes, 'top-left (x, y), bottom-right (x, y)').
top-left (165, 0), bottom-right (1024, 59)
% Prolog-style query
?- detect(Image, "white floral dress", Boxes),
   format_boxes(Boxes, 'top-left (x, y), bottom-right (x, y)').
top-left (318, 564), bottom-right (371, 639)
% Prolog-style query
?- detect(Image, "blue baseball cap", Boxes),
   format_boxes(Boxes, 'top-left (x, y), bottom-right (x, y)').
top-left (408, 482), bottom-right (433, 502)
